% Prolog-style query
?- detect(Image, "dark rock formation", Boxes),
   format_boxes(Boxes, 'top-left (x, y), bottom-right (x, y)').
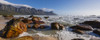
top-left (81, 20), bottom-right (100, 28)
top-left (72, 29), bottom-right (85, 34)
top-left (70, 24), bottom-right (93, 31)
top-left (93, 29), bottom-right (100, 35)
top-left (71, 38), bottom-right (84, 40)
top-left (44, 16), bottom-right (49, 19)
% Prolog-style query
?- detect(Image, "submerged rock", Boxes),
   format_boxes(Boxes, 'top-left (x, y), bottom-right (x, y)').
top-left (81, 20), bottom-right (100, 28)
top-left (72, 29), bottom-right (85, 34)
top-left (70, 24), bottom-right (93, 31)
top-left (93, 29), bottom-right (100, 35)
top-left (2, 19), bottom-right (27, 38)
top-left (71, 38), bottom-right (84, 40)
top-left (44, 16), bottom-right (49, 19)
top-left (51, 22), bottom-right (65, 30)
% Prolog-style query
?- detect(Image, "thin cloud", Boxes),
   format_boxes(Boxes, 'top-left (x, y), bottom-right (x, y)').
top-left (41, 8), bottom-right (54, 12)
top-left (0, 0), bottom-right (32, 8)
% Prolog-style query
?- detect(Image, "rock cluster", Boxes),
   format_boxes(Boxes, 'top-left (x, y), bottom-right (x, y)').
top-left (0, 15), bottom-right (65, 40)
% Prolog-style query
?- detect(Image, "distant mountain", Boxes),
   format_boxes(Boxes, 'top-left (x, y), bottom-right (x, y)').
top-left (0, 3), bottom-right (56, 15)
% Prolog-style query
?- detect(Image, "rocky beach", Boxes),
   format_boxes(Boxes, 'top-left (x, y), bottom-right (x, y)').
top-left (0, 15), bottom-right (99, 40)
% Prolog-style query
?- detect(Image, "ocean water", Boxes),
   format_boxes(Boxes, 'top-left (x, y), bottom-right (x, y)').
top-left (14, 15), bottom-right (100, 40)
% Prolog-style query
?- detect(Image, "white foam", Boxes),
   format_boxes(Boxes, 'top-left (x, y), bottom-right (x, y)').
top-left (57, 30), bottom-right (90, 40)
top-left (19, 32), bottom-right (31, 37)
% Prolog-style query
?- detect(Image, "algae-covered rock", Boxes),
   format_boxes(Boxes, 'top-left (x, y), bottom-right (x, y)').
top-left (2, 19), bottom-right (27, 38)
top-left (51, 22), bottom-right (65, 30)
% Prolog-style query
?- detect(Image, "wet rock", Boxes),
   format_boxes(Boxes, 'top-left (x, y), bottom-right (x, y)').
top-left (27, 25), bottom-right (31, 28)
top-left (33, 21), bottom-right (45, 24)
top-left (81, 20), bottom-right (100, 28)
top-left (44, 16), bottom-right (49, 19)
top-left (40, 25), bottom-right (45, 29)
top-left (32, 17), bottom-right (42, 21)
top-left (32, 24), bottom-right (40, 29)
top-left (93, 29), bottom-right (100, 35)
top-left (51, 22), bottom-right (65, 30)
top-left (71, 38), bottom-right (84, 40)
top-left (10, 36), bottom-right (34, 40)
top-left (72, 29), bottom-right (85, 34)
top-left (70, 24), bottom-right (93, 31)
top-left (40, 25), bottom-right (50, 29)
top-left (22, 18), bottom-right (33, 24)
top-left (29, 15), bottom-right (34, 18)
top-left (2, 19), bottom-right (27, 38)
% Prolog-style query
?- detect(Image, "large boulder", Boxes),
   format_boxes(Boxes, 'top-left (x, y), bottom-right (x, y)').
top-left (81, 20), bottom-right (100, 28)
top-left (32, 17), bottom-right (42, 21)
top-left (51, 22), bottom-right (65, 30)
top-left (93, 29), bottom-right (100, 35)
top-left (70, 24), bottom-right (93, 31)
top-left (2, 19), bottom-right (27, 38)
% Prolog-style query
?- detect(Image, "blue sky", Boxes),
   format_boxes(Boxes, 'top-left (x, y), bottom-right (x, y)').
top-left (3, 0), bottom-right (100, 15)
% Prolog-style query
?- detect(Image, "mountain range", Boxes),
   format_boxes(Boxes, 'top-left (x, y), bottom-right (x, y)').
top-left (0, 3), bottom-right (56, 15)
